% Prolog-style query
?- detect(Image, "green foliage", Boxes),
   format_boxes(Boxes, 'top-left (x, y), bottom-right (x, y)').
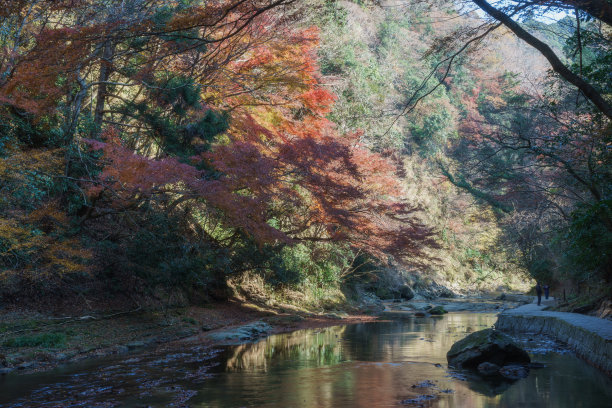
top-left (116, 79), bottom-right (228, 158)
top-left (315, 5), bottom-right (464, 154)
top-left (527, 256), bottom-right (555, 284)
top-left (2, 332), bottom-right (67, 348)
top-left (561, 16), bottom-right (612, 97)
top-left (409, 107), bottom-right (456, 155)
top-left (562, 201), bottom-right (612, 282)
top-left (184, 109), bottom-right (229, 152)
top-left (265, 244), bottom-right (309, 286)
top-left (0, 110), bottom-right (67, 149)
top-left (98, 212), bottom-right (221, 289)
top-left (244, 242), bottom-right (351, 288)
top-left (156, 75), bottom-right (201, 114)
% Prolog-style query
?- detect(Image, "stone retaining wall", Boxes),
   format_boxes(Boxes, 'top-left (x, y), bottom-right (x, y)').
top-left (496, 313), bottom-right (612, 376)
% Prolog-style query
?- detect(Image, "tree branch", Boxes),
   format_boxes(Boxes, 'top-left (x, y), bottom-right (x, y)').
top-left (472, 0), bottom-right (612, 120)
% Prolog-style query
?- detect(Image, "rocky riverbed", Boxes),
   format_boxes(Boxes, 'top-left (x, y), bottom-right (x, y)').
top-left (380, 294), bottom-right (530, 317)
top-left (3, 310), bottom-right (611, 407)
top-left (0, 301), bottom-right (378, 376)
top-left (0, 293), bottom-right (538, 377)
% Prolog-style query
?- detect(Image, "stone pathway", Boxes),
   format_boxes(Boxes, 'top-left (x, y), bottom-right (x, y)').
top-left (497, 296), bottom-right (612, 374)
top-left (501, 297), bottom-right (612, 341)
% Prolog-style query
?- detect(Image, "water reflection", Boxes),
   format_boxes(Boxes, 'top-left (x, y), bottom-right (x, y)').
top-left (1, 313), bottom-right (611, 407)
top-left (193, 314), bottom-right (612, 408)
top-left (224, 326), bottom-right (348, 372)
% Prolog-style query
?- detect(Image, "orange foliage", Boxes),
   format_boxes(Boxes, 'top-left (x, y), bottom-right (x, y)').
top-left (0, 1), bottom-right (435, 264)
top-left (0, 147), bottom-right (91, 279)
top-left (85, 21), bottom-right (435, 259)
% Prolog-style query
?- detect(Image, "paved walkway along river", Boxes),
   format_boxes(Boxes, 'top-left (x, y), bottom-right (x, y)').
top-left (496, 297), bottom-right (612, 375)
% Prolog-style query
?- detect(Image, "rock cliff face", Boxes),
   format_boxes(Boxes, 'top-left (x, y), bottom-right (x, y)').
top-left (496, 312), bottom-right (612, 375)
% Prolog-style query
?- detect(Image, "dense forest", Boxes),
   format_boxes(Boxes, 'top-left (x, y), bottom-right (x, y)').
top-left (0, 0), bottom-right (610, 314)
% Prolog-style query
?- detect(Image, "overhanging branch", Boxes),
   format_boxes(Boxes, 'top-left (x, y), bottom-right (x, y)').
top-left (472, 0), bottom-right (612, 120)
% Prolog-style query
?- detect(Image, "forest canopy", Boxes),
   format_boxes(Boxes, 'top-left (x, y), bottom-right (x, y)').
top-left (0, 0), bottom-right (609, 310)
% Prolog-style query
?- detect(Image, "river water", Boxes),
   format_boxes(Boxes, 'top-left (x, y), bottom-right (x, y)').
top-left (1, 312), bottom-right (611, 407)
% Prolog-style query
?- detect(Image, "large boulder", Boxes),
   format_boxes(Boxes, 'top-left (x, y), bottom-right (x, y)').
top-left (398, 284), bottom-right (415, 300)
top-left (447, 329), bottom-right (530, 369)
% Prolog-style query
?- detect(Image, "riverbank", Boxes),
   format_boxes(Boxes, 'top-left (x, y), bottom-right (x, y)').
top-left (495, 299), bottom-right (612, 376)
top-left (0, 299), bottom-right (378, 375)
top-left (0, 293), bottom-right (564, 377)
top-left (379, 295), bottom-right (530, 317)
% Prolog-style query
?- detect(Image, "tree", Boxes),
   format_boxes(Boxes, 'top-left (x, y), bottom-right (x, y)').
top-left (442, 64), bottom-right (611, 283)
top-left (84, 25), bottom-right (436, 263)
top-left (469, 0), bottom-right (612, 119)
top-left (393, 0), bottom-right (611, 122)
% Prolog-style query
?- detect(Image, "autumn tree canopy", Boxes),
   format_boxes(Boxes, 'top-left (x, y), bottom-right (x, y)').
top-left (0, 0), bottom-right (436, 298)
top-left (1, 0), bottom-right (608, 307)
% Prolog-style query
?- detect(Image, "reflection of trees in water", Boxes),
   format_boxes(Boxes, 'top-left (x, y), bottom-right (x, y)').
top-left (197, 314), bottom-right (612, 407)
top-left (224, 314), bottom-right (497, 374)
top-left (215, 315), bottom-right (504, 407)
top-left (225, 326), bottom-right (348, 372)
top-left (341, 314), bottom-right (496, 363)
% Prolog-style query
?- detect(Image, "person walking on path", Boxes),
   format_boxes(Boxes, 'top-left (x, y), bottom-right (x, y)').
top-left (536, 282), bottom-right (543, 306)
top-left (544, 284), bottom-right (550, 300)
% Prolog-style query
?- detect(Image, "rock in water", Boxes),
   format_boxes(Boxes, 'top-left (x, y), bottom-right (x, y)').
top-left (207, 321), bottom-right (272, 344)
top-left (477, 362), bottom-right (501, 376)
top-left (429, 306), bottom-right (448, 315)
top-left (499, 365), bottom-right (529, 380)
top-left (446, 329), bottom-right (530, 368)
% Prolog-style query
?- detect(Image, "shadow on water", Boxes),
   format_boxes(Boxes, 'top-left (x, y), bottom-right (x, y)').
top-left (1, 312), bottom-right (611, 407)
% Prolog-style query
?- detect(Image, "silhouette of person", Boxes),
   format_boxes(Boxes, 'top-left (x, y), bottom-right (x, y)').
top-left (535, 282), bottom-right (542, 306)
top-left (543, 284), bottom-right (550, 300)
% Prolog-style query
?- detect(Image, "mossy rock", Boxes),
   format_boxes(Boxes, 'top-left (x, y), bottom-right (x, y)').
top-left (2, 332), bottom-right (67, 349)
top-left (447, 329), bottom-right (530, 368)
top-left (429, 306), bottom-right (448, 315)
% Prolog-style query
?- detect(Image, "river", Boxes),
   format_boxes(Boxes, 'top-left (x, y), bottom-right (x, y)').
top-left (1, 312), bottom-right (611, 407)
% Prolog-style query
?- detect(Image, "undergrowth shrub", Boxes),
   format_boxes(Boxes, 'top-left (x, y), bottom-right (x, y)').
top-left (2, 332), bottom-right (67, 348)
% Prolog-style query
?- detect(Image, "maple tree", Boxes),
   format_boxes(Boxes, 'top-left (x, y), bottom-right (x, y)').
top-left (84, 24), bottom-right (435, 261)
top-left (0, 0), bottom-right (437, 297)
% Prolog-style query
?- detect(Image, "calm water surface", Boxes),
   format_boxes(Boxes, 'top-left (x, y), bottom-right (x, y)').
top-left (1, 312), bottom-right (611, 407)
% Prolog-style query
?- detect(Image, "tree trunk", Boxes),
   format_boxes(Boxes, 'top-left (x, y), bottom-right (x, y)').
top-left (64, 71), bottom-right (88, 145)
top-left (94, 40), bottom-right (114, 131)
